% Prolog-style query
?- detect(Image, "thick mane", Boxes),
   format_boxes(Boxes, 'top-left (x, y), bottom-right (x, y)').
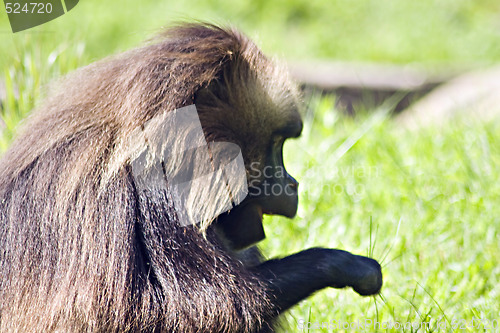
top-left (1, 24), bottom-right (250, 179)
top-left (0, 22), bottom-right (384, 333)
top-left (0, 24), bottom-right (273, 332)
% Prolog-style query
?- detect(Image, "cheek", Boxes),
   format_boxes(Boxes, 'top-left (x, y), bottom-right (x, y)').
top-left (246, 160), bottom-right (264, 182)
top-left (243, 147), bottom-right (266, 170)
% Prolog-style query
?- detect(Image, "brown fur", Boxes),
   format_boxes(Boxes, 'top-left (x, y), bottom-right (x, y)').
top-left (0, 23), bottom-right (383, 333)
top-left (0, 23), bottom-right (296, 332)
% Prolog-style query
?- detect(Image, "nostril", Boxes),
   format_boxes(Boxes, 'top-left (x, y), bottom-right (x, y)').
top-left (287, 173), bottom-right (299, 189)
top-left (287, 177), bottom-right (298, 190)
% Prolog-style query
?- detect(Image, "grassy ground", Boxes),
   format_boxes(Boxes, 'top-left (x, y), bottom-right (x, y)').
top-left (262, 98), bottom-right (500, 331)
top-left (1, 1), bottom-right (500, 332)
top-left (2, 0), bottom-right (500, 66)
top-left (2, 0), bottom-right (500, 142)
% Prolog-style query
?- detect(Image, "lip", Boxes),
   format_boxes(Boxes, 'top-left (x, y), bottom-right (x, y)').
top-left (234, 201), bottom-right (265, 218)
top-left (256, 205), bottom-right (263, 219)
top-left (261, 208), bottom-right (274, 215)
top-left (246, 200), bottom-right (273, 217)
top-left (236, 197), bottom-right (276, 217)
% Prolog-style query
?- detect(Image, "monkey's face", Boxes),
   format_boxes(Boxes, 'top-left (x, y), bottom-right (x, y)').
top-left (214, 117), bottom-right (303, 251)
top-left (213, 114), bottom-right (303, 250)
top-left (195, 62), bottom-right (303, 251)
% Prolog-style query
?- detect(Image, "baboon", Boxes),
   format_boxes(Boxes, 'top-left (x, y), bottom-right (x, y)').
top-left (0, 23), bottom-right (382, 332)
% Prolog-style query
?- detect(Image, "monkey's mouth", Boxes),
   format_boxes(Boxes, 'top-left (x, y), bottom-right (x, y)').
top-left (257, 205), bottom-right (264, 220)
top-left (215, 201), bottom-right (270, 250)
top-left (215, 188), bottom-right (298, 250)
top-left (257, 205), bottom-right (277, 217)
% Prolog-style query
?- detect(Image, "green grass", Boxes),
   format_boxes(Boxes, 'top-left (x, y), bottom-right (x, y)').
top-left (1, 0), bottom-right (500, 68)
top-left (261, 97), bottom-right (500, 332)
top-left (2, 0), bottom-right (500, 143)
top-left (1, 1), bottom-right (500, 331)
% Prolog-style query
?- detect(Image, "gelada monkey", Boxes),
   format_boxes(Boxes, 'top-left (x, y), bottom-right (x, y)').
top-left (0, 23), bottom-right (382, 332)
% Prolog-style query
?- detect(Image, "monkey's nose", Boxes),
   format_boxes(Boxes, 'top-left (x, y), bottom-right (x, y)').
top-left (287, 174), bottom-right (299, 190)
